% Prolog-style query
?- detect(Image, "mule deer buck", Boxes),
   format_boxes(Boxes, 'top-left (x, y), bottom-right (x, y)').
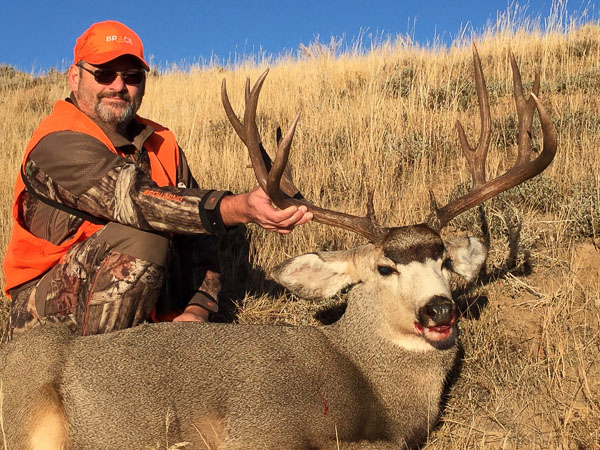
top-left (1, 45), bottom-right (556, 449)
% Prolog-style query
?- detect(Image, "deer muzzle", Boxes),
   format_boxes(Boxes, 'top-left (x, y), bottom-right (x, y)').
top-left (418, 296), bottom-right (455, 325)
top-left (415, 296), bottom-right (457, 348)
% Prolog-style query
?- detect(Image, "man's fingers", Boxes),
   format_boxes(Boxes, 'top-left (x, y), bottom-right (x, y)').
top-left (295, 211), bottom-right (313, 226)
top-left (278, 211), bottom-right (312, 228)
top-left (262, 205), bottom-right (299, 224)
top-left (270, 207), bottom-right (312, 229)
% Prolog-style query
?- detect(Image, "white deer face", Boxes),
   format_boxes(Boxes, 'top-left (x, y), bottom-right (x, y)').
top-left (271, 225), bottom-right (487, 352)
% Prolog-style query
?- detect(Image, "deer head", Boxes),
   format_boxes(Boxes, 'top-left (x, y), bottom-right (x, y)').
top-left (221, 45), bottom-right (557, 351)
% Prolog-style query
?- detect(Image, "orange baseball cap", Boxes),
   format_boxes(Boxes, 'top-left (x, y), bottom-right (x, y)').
top-left (74, 20), bottom-right (149, 70)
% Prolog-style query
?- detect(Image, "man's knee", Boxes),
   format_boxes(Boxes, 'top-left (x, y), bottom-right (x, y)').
top-left (8, 223), bottom-right (172, 338)
top-left (95, 222), bottom-right (171, 267)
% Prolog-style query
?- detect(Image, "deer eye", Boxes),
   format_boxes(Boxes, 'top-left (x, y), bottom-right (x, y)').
top-left (442, 258), bottom-right (453, 271)
top-left (377, 265), bottom-right (395, 276)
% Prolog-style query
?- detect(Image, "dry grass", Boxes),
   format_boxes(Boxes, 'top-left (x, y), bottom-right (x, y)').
top-left (1, 6), bottom-right (599, 449)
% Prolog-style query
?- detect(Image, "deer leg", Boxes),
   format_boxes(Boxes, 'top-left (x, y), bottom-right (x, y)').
top-left (26, 383), bottom-right (69, 450)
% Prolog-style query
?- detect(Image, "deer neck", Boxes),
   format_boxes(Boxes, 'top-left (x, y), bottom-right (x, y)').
top-left (323, 289), bottom-right (457, 368)
top-left (322, 291), bottom-right (457, 439)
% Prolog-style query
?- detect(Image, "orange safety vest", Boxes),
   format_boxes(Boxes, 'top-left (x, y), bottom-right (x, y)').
top-left (3, 100), bottom-right (180, 296)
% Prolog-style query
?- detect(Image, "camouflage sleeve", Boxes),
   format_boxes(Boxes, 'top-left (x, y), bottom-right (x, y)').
top-left (25, 132), bottom-right (231, 235)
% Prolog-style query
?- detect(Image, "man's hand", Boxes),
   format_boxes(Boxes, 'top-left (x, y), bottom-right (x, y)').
top-left (172, 304), bottom-right (210, 322)
top-left (220, 187), bottom-right (312, 234)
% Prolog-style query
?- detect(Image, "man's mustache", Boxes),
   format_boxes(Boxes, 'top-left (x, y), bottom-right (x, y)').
top-left (97, 92), bottom-right (132, 102)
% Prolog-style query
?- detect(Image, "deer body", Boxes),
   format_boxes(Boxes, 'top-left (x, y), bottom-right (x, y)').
top-left (2, 226), bottom-right (480, 449)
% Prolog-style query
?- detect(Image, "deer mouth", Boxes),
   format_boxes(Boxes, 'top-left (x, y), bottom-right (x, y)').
top-left (414, 315), bottom-right (457, 344)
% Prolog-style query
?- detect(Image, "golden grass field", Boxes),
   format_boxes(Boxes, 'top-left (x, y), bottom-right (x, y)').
top-left (1, 10), bottom-right (599, 449)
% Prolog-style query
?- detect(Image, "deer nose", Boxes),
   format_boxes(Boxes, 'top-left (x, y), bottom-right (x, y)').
top-left (418, 296), bottom-right (455, 325)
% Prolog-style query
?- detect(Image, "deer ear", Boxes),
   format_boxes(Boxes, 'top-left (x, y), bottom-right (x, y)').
top-left (444, 237), bottom-right (487, 282)
top-left (270, 252), bottom-right (357, 300)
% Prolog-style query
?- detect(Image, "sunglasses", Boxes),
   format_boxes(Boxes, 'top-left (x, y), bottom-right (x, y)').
top-left (78, 64), bottom-right (146, 85)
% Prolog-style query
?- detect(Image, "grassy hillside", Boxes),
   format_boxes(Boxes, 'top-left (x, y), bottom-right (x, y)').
top-left (1, 15), bottom-right (599, 449)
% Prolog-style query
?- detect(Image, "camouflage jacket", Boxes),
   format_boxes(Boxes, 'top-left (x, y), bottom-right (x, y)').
top-left (20, 96), bottom-right (228, 308)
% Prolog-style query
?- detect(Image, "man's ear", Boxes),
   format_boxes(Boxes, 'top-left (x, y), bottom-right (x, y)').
top-left (67, 64), bottom-right (80, 93)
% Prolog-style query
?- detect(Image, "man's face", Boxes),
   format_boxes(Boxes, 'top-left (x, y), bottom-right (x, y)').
top-left (68, 55), bottom-right (146, 129)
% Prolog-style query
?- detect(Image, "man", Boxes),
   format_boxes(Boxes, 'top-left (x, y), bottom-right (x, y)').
top-left (3, 20), bottom-right (312, 339)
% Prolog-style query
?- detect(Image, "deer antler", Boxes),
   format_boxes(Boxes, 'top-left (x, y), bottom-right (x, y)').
top-left (221, 47), bottom-right (556, 241)
top-left (426, 44), bottom-right (557, 231)
top-left (221, 70), bottom-right (385, 242)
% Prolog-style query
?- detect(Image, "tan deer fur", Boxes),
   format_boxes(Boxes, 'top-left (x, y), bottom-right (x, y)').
top-left (0, 225), bottom-right (487, 449)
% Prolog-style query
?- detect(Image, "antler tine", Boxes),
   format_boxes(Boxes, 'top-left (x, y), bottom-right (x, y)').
top-left (455, 44), bottom-right (492, 189)
top-left (222, 70), bottom-right (385, 243)
top-left (244, 71), bottom-right (268, 147)
top-left (221, 78), bottom-right (247, 145)
top-left (274, 127), bottom-right (302, 197)
top-left (511, 53), bottom-right (541, 166)
top-left (266, 113), bottom-right (301, 205)
top-left (222, 71), bottom-right (271, 192)
top-left (517, 92), bottom-right (557, 177)
top-left (426, 45), bottom-right (557, 231)
top-left (244, 71), bottom-right (270, 192)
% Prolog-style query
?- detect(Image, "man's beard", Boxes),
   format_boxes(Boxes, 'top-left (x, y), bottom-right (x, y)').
top-left (95, 92), bottom-right (141, 126)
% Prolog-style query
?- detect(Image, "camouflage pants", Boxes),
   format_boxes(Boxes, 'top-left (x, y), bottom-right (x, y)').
top-left (7, 222), bottom-right (170, 339)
